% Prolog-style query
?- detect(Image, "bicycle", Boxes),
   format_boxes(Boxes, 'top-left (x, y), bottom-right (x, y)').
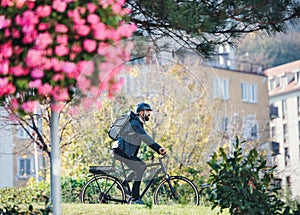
top-left (80, 155), bottom-right (199, 205)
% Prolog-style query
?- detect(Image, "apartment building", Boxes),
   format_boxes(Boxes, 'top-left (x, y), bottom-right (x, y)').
top-left (0, 107), bottom-right (44, 188)
top-left (123, 50), bottom-right (271, 163)
top-left (264, 60), bottom-right (300, 198)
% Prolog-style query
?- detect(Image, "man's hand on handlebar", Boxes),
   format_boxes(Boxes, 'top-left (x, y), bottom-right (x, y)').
top-left (159, 147), bottom-right (167, 155)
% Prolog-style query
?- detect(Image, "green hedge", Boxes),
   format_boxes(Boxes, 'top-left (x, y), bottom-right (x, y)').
top-left (0, 181), bottom-right (51, 214)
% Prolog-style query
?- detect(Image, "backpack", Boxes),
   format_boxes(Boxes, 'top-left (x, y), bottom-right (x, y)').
top-left (108, 112), bottom-right (131, 141)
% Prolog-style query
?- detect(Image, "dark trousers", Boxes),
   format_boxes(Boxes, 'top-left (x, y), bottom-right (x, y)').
top-left (113, 149), bottom-right (146, 200)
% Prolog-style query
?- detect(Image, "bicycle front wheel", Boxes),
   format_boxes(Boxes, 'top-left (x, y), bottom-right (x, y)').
top-left (153, 176), bottom-right (199, 205)
top-left (80, 175), bottom-right (126, 204)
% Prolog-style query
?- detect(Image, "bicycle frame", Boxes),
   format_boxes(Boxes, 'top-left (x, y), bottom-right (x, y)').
top-left (139, 157), bottom-right (168, 199)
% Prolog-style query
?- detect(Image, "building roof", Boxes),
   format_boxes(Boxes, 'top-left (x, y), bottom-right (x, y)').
top-left (264, 60), bottom-right (300, 77)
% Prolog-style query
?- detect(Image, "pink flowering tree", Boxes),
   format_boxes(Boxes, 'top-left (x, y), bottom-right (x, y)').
top-left (0, 0), bottom-right (136, 213)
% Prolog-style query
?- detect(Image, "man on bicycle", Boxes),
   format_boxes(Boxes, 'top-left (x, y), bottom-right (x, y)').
top-left (112, 102), bottom-right (167, 204)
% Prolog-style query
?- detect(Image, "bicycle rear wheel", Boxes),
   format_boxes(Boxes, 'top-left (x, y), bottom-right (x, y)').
top-left (153, 176), bottom-right (199, 205)
top-left (80, 175), bottom-right (126, 204)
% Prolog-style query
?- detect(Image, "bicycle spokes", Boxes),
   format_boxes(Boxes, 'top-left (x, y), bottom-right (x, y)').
top-left (81, 175), bottom-right (126, 204)
top-left (154, 176), bottom-right (199, 205)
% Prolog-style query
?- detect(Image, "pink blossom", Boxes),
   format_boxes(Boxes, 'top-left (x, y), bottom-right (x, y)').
top-left (38, 23), bottom-right (50, 31)
top-left (53, 74), bottom-right (64, 82)
top-left (0, 16), bottom-right (11, 29)
top-left (10, 65), bottom-right (29, 76)
top-left (78, 6), bottom-right (86, 15)
top-left (36, 5), bottom-right (52, 17)
top-left (71, 44), bottom-right (82, 53)
top-left (93, 23), bottom-right (107, 40)
top-left (21, 101), bottom-right (37, 113)
top-left (112, 4), bottom-right (122, 14)
top-left (54, 45), bottom-right (69, 56)
top-left (25, 1), bottom-right (35, 9)
top-left (12, 28), bottom-right (20, 38)
top-left (61, 61), bottom-right (77, 74)
top-left (87, 3), bottom-right (97, 13)
top-left (0, 60), bottom-right (9, 75)
top-left (22, 30), bottom-right (38, 44)
top-left (16, 0), bottom-right (26, 9)
top-left (75, 25), bottom-right (90, 36)
top-left (50, 102), bottom-right (64, 112)
top-left (31, 68), bottom-right (44, 79)
top-left (1, 0), bottom-right (14, 7)
top-left (35, 32), bottom-right (52, 49)
top-left (52, 0), bottom-right (67, 13)
top-left (56, 34), bottom-right (68, 45)
top-left (1, 41), bottom-right (12, 58)
top-left (51, 86), bottom-right (69, 101)
top-left (87, 14), bottom-right (100, 24)
top-left (38, 83), bottom-right (52, 96)
top-left (77, 76), bottom-right (91, 91)
top-left (51, 58), bottom-right (62, 72)
top-left (29, 79), bottom-right (42, 88)
top-left (25, 49), bottom-right (44, 68)
top-left (10, 98), bottom-right (19, 111)
top-left (97, 42), bottom-right (110, 55)
top-left (78, 60), bottom-right (94, 76)
top-left (4, 28), bottom-right (10, 37)
top-left (0, 78), bottom-right (16, 96)
top-left (55, 24), bottom-right (68, 33)
top-left (83, 39), bottom-right (97, 53)
top-left (20, 10), bottom-right (39, 33)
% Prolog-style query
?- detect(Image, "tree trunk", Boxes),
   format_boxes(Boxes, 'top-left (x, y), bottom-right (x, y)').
top-left (50, 108), bottom-right (61, 215)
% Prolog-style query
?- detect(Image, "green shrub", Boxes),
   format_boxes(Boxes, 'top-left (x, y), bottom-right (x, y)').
top-left (0, 181), bottom-right (51, 214)
top-left (207, 137), bottom-right (285, 215)
top-left (61, 176), bottom-right (88, 203)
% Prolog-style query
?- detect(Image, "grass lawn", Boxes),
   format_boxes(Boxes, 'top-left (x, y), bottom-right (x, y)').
top-left (62, 204), bottom-right (229, 215)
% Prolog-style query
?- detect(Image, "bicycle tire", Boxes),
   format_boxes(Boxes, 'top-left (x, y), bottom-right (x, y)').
top-left (153, 176), bottom-right (199, 206)
top-left (80, 175), bottom-right (126, 204)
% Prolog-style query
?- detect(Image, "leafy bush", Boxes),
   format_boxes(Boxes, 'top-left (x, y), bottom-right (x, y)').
top-left (207, 137), bottom-right (285, 215)
top-left (61, 176), bottom-right (88, 203)
top-left (0, 181), bottom-right (51, 214)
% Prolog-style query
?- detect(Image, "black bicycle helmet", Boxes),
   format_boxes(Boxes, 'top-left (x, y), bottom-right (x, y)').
top-left (136, 102), bottom-right (152, 113)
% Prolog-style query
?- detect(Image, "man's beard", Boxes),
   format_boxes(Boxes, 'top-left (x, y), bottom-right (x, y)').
top-left (144, 115), bottom-right (150, 121)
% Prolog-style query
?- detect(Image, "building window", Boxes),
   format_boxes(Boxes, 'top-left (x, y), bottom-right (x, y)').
top-left (268, 79), bottom-right (276, 91)
top-left (212, 78), bottom-right (229, 100)
top-left (283, 124), bottom-right (288, 143)
top-left (295, 71), bottom-right (300, 85)
top-left (282, 99), bottom-right (287, 119)
top-left (297, 97), bottom-right (300, 116)
top-left (18, 127), bottom-right (30, 139)
top-left (18, 157), bottom-right (34, 177)
top-left (271, 126), bottom-right (276, 140)
top-left (221, 117), bottom-right (229, 133)
top-left (284, 147), bottom-right (290, 166)
top-left (286, 176), bottom-right (291, 188)
top-left (242, 115), bottom-right (259, 140)
top-left (283, 124), bottom-right (288, 142)
top-left (241, 83), bottom-right (257, 103)
top-left (299, 121), bottom-right (300, 140)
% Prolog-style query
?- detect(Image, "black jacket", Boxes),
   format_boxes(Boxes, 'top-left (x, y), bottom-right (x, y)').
top-left (113, 111), bottom-right (161, 158)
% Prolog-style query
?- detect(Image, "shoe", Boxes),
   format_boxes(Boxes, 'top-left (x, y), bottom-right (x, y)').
top-left (130, 198), bottom-right (144, 205)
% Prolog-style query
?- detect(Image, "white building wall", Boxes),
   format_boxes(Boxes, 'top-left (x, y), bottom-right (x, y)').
top-left (270, 90), bottom-right (300, 198)
top-left (0, 110), bottom-right (14, 188)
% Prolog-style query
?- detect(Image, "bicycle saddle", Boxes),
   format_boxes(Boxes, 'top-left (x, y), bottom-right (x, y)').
top-left (89, 166), bottom-right (116, 174)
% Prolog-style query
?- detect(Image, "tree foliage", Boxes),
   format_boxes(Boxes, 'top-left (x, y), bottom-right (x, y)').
top-left (0, 0), bottom-right (135, 113)
top-left (235, 31), bottom-right (300, 68)
top-left (126, 0), bottom-right (300, 57)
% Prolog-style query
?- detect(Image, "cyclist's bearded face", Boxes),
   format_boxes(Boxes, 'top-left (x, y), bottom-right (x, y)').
top-left (143, 110), bottom-right (151, 121)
